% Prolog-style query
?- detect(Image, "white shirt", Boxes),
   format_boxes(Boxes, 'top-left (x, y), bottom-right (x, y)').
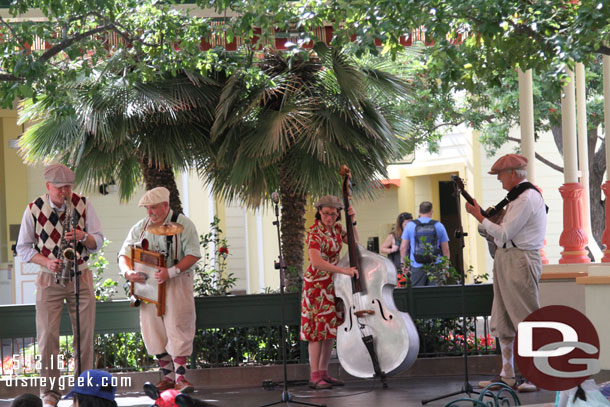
top-left (118, 210), bottom-right (201, 274)
top-left (482, 180), bottom-right (547, 251)
top-left (16, 194), bottom-right (105, 262)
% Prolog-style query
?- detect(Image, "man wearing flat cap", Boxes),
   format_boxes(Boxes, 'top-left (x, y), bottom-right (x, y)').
top-left (16, 163), bottom-right (104, 407)
top-left (465, 153), bottom-right (547, 392)
top-left (118, 187), bottom-right (201, 393)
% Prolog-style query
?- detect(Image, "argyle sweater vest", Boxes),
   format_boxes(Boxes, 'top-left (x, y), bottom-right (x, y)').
top-left (28, 193), bottom-right (89, 269)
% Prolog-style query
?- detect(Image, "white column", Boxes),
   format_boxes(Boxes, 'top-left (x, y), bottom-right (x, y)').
top-left (576, 62), bottom-right (602, 260)
top-left (518, 69), bottom-right (536, 182)
top-left (558, 66), bottom-right (590, 264)
top-left (605, 56), bottom-right (610, 179)
top-left (561, 67), bottom-right (579, 184)
top-left (243, 209), bottom-right (251, 294)
top-left (256, 209), bottom-right (265, 293)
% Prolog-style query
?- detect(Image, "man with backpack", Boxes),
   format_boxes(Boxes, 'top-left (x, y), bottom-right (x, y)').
top-left (399, 201), bottom-right (450, 286)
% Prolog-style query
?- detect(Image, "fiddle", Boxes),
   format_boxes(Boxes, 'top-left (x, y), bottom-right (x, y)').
top-left (333, 165), bottom-right (419, 386)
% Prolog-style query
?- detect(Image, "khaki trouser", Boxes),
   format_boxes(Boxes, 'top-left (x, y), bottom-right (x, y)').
top-left (35, 269), bottom-right (96, 398)
top-left (490, 247), bottom-right (541, 341)
top-left (140, 271), bottom-right (196, 357)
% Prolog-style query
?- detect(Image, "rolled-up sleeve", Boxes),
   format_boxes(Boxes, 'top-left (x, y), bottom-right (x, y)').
top-left (118, 221), bottom-right (145, 258)
top-left (180, 217), bottom-right (201, 259)
top-left (84, 200), bottom-right (105, 253)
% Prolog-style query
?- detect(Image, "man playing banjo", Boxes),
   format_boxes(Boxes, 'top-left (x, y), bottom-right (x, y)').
top-left (465, 154), bottom-right (546, 392)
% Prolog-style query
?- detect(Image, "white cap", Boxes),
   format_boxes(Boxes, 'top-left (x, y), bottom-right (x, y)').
top-left (138, 187), bottom-right (170, 207)
top-left (44, 164), bottom-right (75, 187)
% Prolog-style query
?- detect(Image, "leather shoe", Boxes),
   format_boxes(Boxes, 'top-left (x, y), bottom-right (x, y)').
top-left (308, 379), bottom-right (332, 390)
top-left (156, 379), bottom-right (175, 392)
top-left (517, 380), bottom-right (538, 392)
top-left (322, 376), bottom-right (344, 386)
top-left (478, 375), bottom-right (517, 389)
top-left (175, 379), bottom-right (195, 393)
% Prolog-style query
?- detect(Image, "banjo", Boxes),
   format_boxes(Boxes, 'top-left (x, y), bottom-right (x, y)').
top-left (451, 175), bottom-right (505, 257)
top-left (451, 175), bottom-right (547, 258)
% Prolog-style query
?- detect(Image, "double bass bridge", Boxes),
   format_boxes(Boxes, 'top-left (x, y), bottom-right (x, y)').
top-left (353, 309), bottom-right (375, 318)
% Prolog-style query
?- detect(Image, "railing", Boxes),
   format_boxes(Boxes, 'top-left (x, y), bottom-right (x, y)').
top-left (0, 284), bottom-right (494, 374)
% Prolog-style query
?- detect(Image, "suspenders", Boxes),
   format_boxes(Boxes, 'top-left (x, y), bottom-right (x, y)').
top-left (498, 183), bottom-right (548, 249)
top-left (139, 211), bottom-right (180, 265)
top-left (489, 182), bottom-right (549, 218)
top-left (167, 211), bottom-right (180, 265)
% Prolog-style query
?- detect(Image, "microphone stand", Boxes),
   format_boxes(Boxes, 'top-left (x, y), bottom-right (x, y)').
top-left (72, 213), bottom-right (82, 377)
top-left (260, 195), bottom-right (324, 407)
top-left (422, 179), bottom-right (478, 404)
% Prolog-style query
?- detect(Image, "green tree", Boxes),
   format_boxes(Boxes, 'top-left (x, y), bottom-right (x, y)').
top-left (90, 239), bottom-right (119, 301)
top-left (401, 49), bottom-right (608, 246)
top-left (0, 0), bottom-right (225, 108)
top-left (198, 44), bottom-right (416, 289)
top-left (3, 0), bottom-right (610, 107)
top-left (18, 67), bottom-right (222, 210)
top-left (8, 0), bottom-right (610, 270)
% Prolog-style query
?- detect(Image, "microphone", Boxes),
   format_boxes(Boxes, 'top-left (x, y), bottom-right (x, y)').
top-left (271, 191), bottom-right (280, 219)
top-left (271, 191), bottom-right (280, 204)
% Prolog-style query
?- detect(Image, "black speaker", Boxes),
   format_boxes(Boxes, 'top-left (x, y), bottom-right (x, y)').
top-left (367, 236), bottom-right (379, 253)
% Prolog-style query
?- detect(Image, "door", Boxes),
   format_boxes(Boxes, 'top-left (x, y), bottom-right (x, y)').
top-left (438, 180), bottom-right (464, 276)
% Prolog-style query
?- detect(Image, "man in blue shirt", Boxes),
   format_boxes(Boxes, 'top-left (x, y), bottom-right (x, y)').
top-left (399, 201), bottom-right (450, 286)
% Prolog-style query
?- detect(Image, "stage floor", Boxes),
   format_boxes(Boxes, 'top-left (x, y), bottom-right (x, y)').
top-left (2, 375), bottom-right (556, 407)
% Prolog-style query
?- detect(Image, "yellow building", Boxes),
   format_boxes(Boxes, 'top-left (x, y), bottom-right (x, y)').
top-left (0, 106), bottom-right (571, 304)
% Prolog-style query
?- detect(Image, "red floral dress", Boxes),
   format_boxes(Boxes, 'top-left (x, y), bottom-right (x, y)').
top-left (300, 219), bottom-right (347, 342)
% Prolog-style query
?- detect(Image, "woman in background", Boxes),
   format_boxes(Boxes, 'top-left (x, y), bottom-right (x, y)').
top-left (380, 212), bottom-right (412, 286)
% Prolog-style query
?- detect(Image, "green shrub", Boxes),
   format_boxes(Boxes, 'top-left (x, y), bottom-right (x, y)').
top-left (193, 216), bottom-right (237, 296)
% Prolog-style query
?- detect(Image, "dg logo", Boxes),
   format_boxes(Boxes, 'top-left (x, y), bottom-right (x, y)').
top-left (514, 305), bottom-right (600, 391)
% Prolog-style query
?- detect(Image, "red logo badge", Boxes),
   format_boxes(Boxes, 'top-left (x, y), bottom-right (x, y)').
top-left (514, 305), bottom-right (600, 391)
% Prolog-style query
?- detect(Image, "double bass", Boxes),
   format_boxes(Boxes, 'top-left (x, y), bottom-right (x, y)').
top-left (333, 165), bottom-right (419, 386)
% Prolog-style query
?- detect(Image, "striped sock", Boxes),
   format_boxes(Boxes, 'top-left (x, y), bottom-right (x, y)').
top-left (156, 352), bottom-right (175, 383)
top-left (499, 338), bottom-right (515, 379)
top-left (173, 356), bottom-right (188, 383)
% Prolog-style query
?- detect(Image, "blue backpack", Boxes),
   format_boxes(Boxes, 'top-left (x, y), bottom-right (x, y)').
top-left (412, 219), bottom-right (440, 264)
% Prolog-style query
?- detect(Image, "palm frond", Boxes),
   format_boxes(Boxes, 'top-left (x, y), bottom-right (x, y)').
top-left (200, 45), bottom-right (416, 207)
top-left (19, 68), bottom-right (221, 200)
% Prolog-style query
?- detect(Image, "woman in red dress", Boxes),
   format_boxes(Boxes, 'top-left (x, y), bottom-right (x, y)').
top-left (300, 195), bottom-right (359, 389)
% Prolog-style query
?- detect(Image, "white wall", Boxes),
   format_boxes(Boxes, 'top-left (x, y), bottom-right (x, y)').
top-left (351, 187), bottom-right (400, 250)
top-left (11, 122), bottom-right (579, 297)
top-left (0, 265), bottom-right (11, 304)
top-left (224, 203), bottom-right (249, 293)
top-left (479, 127), bottom-right (565, 268)
top-left (402, 123), bottom-right (569, 269)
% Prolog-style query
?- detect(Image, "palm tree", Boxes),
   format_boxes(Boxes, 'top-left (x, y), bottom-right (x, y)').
top-left (18, 68), bottom-right (222, 213)
top-left (199, 43), bottom-right (416, 290)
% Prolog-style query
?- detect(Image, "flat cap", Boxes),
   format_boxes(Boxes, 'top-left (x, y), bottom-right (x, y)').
top-left (314, 195), bottom-right (343, 210)
top-left (44, 164), bottom-right (75, 186)
top-left (488, 154), bottom-right (528, 175)
top-left (138, 187), bottom-right (170, 207)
